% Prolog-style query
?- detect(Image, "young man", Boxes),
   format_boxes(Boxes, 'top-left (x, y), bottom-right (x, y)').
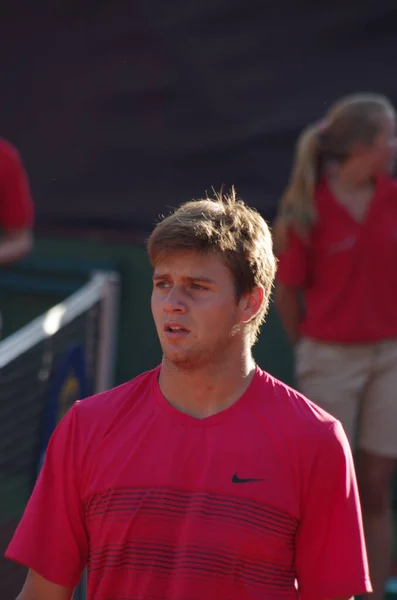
top-left (6, 191), bottom-right (371, 599)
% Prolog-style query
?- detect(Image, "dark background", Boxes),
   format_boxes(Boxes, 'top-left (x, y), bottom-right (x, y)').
top-left (0, 0), bottom-right (396, 233)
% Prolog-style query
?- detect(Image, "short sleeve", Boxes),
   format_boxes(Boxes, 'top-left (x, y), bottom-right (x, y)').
top-left (0, 141), bottom-right (34, 231)
top-left (5, 404), bottom-right (87, 588)
top-left (276, 230), bottom-right (312, 288)
top-left (295, 421), bottom-right (372, 600)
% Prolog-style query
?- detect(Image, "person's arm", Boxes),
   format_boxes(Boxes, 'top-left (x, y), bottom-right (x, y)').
top-left (0, 228), bottom-right (33, 265)
top-left (274, 229), bottom-right (311, 344)
top-left (0, 140), bottom-right (34, 265)
top-left (6, 404), bottom-right (88, 595)
top-left (17, 569), bottom-right (73, 600)
top-left (274, 282), bottom-right (303, 345)
top-left (295, 421), bottom-right (372, 599)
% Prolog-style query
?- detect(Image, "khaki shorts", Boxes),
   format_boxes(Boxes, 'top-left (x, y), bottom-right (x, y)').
top-left (295, 337), bottom-right (397, 457)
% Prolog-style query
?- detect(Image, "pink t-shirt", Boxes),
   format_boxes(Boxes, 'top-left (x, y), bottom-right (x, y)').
top-left (0, 139), bottom-right (33, 231)
top-left (277, 176), bottom-right (397, 343)
top-left (6, 367), bottom-right (371, 599)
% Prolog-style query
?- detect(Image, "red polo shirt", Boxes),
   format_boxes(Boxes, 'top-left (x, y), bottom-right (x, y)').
top-left (276, 176), bottom-right (397, 344)
top-left (0, 138), bottom-right (33, 231)
top-left (6, 367), bottom-right (371, 600)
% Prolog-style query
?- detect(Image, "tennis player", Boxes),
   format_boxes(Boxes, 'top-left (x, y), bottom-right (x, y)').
top-left (7, 191), bottom-right (371, 599)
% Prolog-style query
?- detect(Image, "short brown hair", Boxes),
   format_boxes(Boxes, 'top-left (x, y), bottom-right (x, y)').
top-left (147, 189), bottom-right (277, 343)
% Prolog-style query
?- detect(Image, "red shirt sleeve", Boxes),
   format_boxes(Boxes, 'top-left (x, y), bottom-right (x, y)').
top-left (276, 230), bottom-right (312, 288)
top-left (295, 421), bottom-right (372, 600)
top-left (0, 140), bottom-right (34, 231)
top-left (5, 404), bottom-right (87, 588)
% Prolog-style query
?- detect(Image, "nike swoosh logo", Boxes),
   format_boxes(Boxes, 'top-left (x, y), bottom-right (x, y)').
top-left (232, 473), bottom-right (266, 484)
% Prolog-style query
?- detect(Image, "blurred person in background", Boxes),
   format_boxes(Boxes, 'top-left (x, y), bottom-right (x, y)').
top-left (0, 138), bottom-right (33, 265)
top-left (0, 138), bottom-right (34, 333)
top-left (274, 93), bottom-right (397, 600)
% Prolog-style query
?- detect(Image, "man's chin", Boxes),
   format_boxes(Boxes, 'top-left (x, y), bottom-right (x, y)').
top-left (162, 350), bottom-right (204, 371)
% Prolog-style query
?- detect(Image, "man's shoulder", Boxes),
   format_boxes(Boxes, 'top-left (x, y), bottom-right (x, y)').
top-left (256, 367), bottom-right (341, 438)
top-left (74, 366), bottom-right (159, 423)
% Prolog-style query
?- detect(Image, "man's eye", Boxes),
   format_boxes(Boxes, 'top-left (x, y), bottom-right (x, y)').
top-left (155, 281), bottom-right (171, 289)
top-left (191, 283), bottom-right (206, 290)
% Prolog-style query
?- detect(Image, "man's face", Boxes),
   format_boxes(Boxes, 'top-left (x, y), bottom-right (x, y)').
top-left (151, 250), bottom-right (248, 370)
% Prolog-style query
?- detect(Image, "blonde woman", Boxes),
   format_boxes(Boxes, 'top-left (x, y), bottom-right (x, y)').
top-left (275, 93), bottom-right (397, 600)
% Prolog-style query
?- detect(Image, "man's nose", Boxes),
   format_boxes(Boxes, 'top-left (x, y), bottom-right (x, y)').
top-left (163, 285), bottom-right (187, 314)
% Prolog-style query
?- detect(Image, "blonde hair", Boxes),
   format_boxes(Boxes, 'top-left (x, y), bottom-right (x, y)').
top-left (274, 93), bottom-right (395, 252)
top-left (147, 189), bottom-right (277, 344)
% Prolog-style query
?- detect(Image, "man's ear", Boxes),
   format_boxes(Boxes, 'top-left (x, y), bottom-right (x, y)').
top-left (239, 286), bottom-right (264, 324)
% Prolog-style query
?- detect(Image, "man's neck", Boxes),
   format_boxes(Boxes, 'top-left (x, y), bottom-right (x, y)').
top-left (158, 350), bottom-right (256, 419)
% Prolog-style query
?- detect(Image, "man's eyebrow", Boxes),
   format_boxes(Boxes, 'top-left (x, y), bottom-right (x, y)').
top-left (184, 275), bottom-right (217, 284)
top-left (153, 273), bottom-right (217, 284)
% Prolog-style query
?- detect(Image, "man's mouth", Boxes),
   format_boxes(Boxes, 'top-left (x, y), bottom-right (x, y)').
top-left (164, 323), bottom-right (189, 334)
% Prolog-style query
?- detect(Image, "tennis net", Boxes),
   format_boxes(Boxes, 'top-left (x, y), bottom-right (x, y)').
top-left (0, 271), bottom-right (119, 600)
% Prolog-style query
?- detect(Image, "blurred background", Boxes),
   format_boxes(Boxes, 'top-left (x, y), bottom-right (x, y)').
top-left (0, 0), bottom-right (397, 598)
